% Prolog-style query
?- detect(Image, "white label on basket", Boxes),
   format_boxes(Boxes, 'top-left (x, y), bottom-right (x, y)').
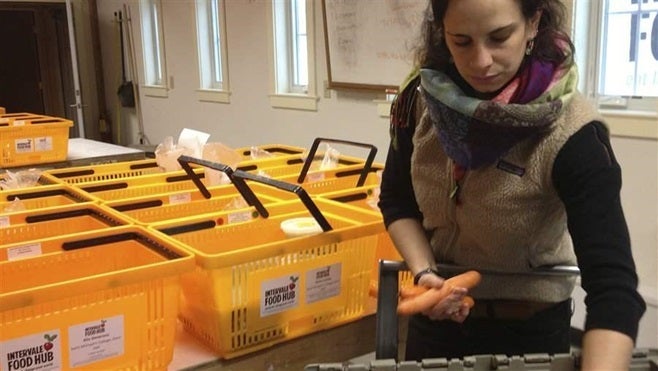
top-left (0, 329), bottom-right (62, 371)
top-left (0, 118), bottom-right (9, 123)
top-left (7, 243), bottom-right (42, 261)
top-left (14, 138), bottom-right (33, 153)
top-left (0, 216), bottom-right (10, 228)
top-left (306, 172), bottom-right (325, 182)
top-left (34, 137), bottom-right (53, 152)
top-left (227, 210), bottom-right (251, 224)
top-left (12, 120), bottom-right (26, 126)
top-left (305, 263), bottom-right (342, 304)
top-left (260, 274), bottom-right (300, 316)
top-left (168, 192), bottom-right (191, 204)
top-left (68, 315), bottom-right (124, 368)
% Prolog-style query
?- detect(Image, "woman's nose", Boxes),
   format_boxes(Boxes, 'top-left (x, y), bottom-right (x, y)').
top-left (470, 45), bottom-right (493, 69)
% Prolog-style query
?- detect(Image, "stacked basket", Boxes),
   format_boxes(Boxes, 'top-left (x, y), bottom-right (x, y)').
top-left (1, 137), bottom-right (399, 365)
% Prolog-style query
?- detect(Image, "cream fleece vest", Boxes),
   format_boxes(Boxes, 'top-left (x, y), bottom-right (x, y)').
top-left (411, 92), bottom-right (602, 302)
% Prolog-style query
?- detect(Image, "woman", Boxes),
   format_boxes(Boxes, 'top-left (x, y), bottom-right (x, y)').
top-left (377, 0), bottom-right (646, 368)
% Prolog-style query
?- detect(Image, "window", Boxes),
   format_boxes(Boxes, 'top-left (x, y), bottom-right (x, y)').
top-left (140, 0), bottom-right (168, 97)
top-left (574, 0), bottom-right (657, 112)
top-left (268, 0), bottom-right (318, 110)
top-left (195, 0), bottom-right (230, 103)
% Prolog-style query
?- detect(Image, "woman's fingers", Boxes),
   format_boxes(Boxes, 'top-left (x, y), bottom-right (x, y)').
top-left (423, 287), bottom-right (467, 320)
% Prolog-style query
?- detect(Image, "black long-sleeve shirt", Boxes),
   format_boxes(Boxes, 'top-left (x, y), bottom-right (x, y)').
top-left (379, 118), bottom-right (646, 341)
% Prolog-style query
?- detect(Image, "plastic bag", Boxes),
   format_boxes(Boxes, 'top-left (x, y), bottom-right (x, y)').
top-left (319, 145), bottom-right (340, 170)
top-left (0, 169), bottom-right (42, 190)
top-left (203, 142), bottom-right (242, 186)
top-left (302, 143), bottom-right (340, 172)
top-left (250, 146), bottom-right (275, 160)
top-left (154, 136), bottom-right (187, 171)
top-left (155, 129), bottom-right (211, 172)
top-left (366, 170), bottom-right (383, 211)
top-left (3, 197), bottom-right (26, 213)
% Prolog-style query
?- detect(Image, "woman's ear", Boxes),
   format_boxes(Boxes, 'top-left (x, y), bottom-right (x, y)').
top-left (529, 10), bottom-right (543, 37)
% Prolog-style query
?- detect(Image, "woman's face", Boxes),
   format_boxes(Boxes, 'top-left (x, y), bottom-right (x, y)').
top-left (442, 0), bottom-right (541, 94)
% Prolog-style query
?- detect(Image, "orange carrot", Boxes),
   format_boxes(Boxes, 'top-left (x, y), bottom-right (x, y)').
top-left (462, 295), bottom-right (475, 309)
top-left (368, 281), bottom-right (379, 298)
top-left (397, 270), bottom-right (481, 315)
top-left (399, 285), bottom-right (430, 299)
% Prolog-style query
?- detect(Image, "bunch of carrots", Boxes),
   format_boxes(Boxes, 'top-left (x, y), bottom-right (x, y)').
top-left (368, 270), bottom-right (482, 315)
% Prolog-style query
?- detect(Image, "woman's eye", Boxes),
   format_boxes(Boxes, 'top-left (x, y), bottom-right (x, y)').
top-left (490, 35), bottom-right (510, 44)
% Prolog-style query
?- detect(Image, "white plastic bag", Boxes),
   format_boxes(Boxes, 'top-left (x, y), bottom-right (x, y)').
top-left (203, 142), bottom-right (242, 186)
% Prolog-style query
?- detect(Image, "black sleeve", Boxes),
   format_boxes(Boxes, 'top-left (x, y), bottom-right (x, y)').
top-left (378, 77), bottom-right (424, 228)
top-left (553, 121), bottom-right (646, 341)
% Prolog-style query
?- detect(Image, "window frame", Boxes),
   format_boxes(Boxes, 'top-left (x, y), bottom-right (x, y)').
top-left (139, 0), bottom-right (168, 97)
top-left (194, 0), bottom-right (230, 103)
top-left (268, 0), bottom-right (318, 111)
top-left (574, 0), bottom-right (657, 112)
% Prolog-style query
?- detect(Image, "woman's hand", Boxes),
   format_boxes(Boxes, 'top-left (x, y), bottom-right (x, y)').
top-left (423, 286), bottom-right (471, 323)
top-left (398, 271), bottom-right (481, 323)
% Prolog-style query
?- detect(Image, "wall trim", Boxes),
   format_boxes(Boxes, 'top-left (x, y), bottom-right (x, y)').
top-left (603, 110), bottom-right (658, 140)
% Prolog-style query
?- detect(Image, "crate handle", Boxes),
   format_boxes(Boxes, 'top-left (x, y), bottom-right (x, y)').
top-left (297, 137), bottom-right (377, 187)
top-left (6, 188), bottom-right (68, 201)
top-left (374, 260), bottom-right (581, 360)
top-left (62, 232), bottom-right (183, 259)
top-left (232, 170), bottom-right (332, 232)
top-left (177, 155), bottom-right (269, 218)
top-left (24, 208), bottom-right (91, 223)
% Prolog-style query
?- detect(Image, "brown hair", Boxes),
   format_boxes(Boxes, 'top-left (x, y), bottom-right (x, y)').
top-left (414, 0), bottom-right (575, 70)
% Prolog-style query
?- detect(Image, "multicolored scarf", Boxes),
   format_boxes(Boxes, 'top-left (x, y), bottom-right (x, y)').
top-left (420, 59), bottom-right (578, 169)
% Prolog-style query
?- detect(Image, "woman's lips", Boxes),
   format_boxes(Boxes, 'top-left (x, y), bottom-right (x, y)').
top-left (470, 74), bottom-right (499, 84)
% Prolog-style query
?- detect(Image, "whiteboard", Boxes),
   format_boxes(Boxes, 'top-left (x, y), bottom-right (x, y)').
top-left (322, 0), bottom-right (426, 91)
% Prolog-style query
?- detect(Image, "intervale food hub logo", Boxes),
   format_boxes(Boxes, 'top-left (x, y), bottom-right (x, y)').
top-left (261, 274), bottom-right (300, 316)
top-left (1, 331), bottom-right (61, 371)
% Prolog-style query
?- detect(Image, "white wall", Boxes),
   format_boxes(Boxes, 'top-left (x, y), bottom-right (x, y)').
top-left (609, 136), bottom-right (657, 348)
top-left (97, 0), bottom-right (392, 160)
top-left (571, 135), bottom-right (658, 348)
top-left (95, 0), bottom-right (657, 347)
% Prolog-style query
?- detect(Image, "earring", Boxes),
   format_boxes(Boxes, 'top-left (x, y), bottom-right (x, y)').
top-left (525, 39), bottom-right (535, 56)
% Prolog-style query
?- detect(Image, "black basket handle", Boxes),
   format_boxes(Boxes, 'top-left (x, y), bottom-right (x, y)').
top-left (232, 169), bottom-right (332, 232)
top-left (62, 231), bottom-right (183, 259)
top-left (177, 155), bottom-right (269, 218)
top-left (298, 138), bottom-right (377, 187)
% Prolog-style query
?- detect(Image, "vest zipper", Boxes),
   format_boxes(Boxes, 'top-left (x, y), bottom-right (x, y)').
top-left (444, 161), bottom-right (462, 260)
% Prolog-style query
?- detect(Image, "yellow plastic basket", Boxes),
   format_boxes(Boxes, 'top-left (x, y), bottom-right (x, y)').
top-left (105, 182), bottom-right (287, 225)
top-left (179, 154), bottom-right (382, 199)
top-left (234, 143), bottom-right (306, 160)
top-left (237, 138), bottom-right (379, 179)
top-left (0, 184), bottom-right (96, 212)
top-left (316, 186), bottom-right (406, 314)
top-left (150, 195), bottom-right (384, 359)
top-left (0, 203), bottom-right (131, 246)
top-left (1, 170), bottom-right (59, 187)
top-left (276, 168), bottom-right (383, 196)
top-left (0, 112), bottom-right (46, 125)
top-left (44, 159), bottom-right (164, 184)
top-left (0, 225), bottom-right (195, 370)
top-left (0, 115), bottom-right (73, 168)
top-left (73, 168), bottom-right (208, 201)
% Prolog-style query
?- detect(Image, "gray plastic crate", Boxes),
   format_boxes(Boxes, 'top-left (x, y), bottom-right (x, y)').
top-left (305, 349), bottom-right (658, 370)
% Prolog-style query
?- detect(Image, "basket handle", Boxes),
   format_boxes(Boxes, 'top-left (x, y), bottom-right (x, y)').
top-left (232, 170), bottom-right (332, 232)
top-left (177, 155), bottom-right (269, 218)
top-left (298, 137), bottom-right (377, 187)
top-left (62, 231), bottom-right (183, 259)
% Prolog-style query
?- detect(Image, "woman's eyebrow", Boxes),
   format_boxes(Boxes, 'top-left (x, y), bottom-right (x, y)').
top-left (490, 24), bottom-right (516, 35)
top-left (445, 23), bottom-right (517, 38)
